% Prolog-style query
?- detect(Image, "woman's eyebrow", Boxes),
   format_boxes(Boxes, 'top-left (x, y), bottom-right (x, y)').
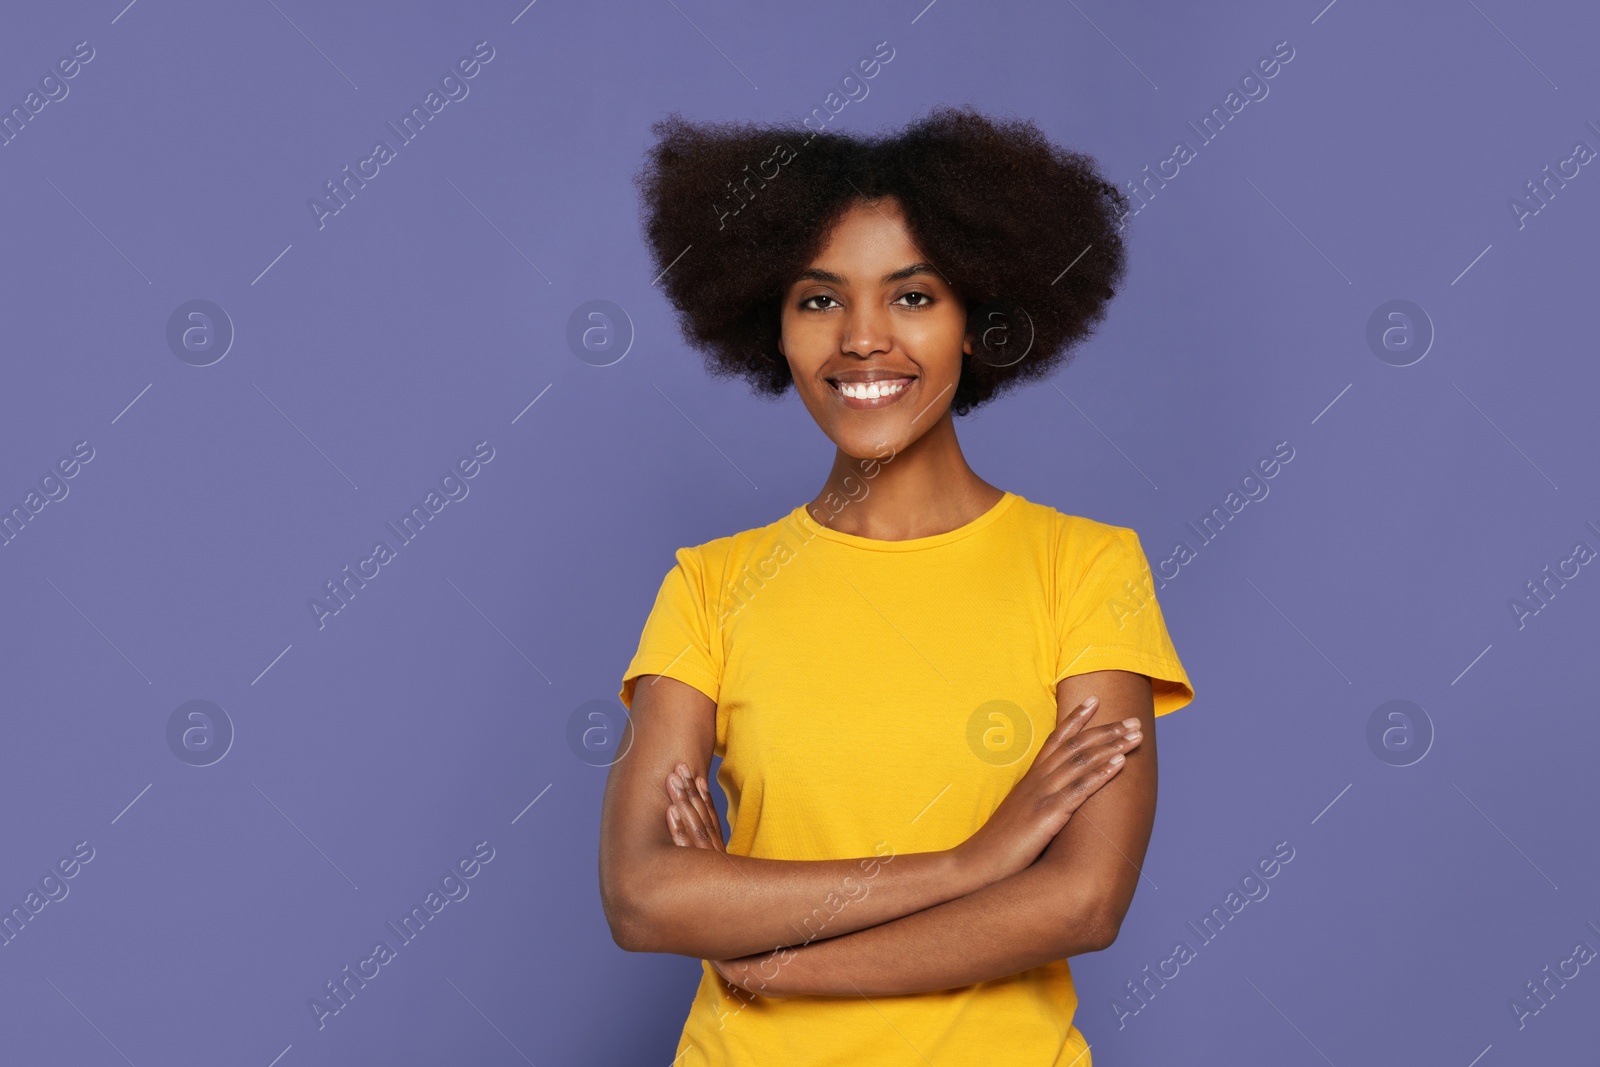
top-left (793, 268), bottom-right (846, 285)
top-left (793, 262), bottom-right (938, 286)
top-left (883, 262), bottom-right (937, 283)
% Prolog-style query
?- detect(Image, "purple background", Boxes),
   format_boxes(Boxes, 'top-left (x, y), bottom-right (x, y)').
top-left (2, 0), bottom-right (1598, 1063)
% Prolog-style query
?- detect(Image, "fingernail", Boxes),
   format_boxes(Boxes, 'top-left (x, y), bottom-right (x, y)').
top-left (1110, 753), bottom-right (1125, 764)
top-left (1122, 717), bottom-right (1139, 728)
top-left (668, 808), bottom-right (680, 827)
top-left (669, 778), bottom-right (682, 794)
top-left (1083, 696), bottom-right (1099, 707)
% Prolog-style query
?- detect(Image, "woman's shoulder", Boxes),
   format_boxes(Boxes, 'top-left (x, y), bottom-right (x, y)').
top-left (672, 496), bottom-right (1141, 566)
top-left (1006, 493), bottom-right (1135, 552)
top-left (667, 505), bottom-right (803, 569)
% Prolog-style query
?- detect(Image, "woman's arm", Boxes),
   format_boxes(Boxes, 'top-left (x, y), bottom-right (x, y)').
top-left (706, 669), bottom-right (1159, 997)
top-left (599, 673), bottom-right (984, 959)
top-left (598, 672), bottom-right (1140, 960)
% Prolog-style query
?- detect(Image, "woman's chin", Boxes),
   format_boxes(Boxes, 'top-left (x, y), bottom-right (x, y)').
top-left (827, 427), bottom-right (912, 462)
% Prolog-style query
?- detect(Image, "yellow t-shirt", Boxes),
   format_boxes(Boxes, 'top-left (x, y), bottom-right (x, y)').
top-left (618, 490), bottom-right (1195, 1066)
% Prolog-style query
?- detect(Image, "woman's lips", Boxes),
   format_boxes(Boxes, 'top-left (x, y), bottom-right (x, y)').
top-left (828, 377), bottom-right (916, 410)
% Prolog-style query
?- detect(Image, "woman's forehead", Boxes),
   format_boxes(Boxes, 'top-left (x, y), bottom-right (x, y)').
top-left (802, 202), bottom-right (933, 278)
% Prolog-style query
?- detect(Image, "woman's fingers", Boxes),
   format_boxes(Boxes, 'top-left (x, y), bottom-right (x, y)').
top-left (1037, 718), bottom-right (1144, 779)
top-left (680, 796), bottom-right (716, 847)
top-left (666, 770), bottom-right (702, 845)
top-left (667, 804), bottom-right (691, 846)
top-left (667, 765), bottom-right (724, 851)
top-left (711, 957), bottom-right (752, 991)
top-left (677, 767), bottom-right (720, 848)
top-left (1042, 696), bottom-right (1100, 752)
top-left (1024, 702), bottom-right (1093, 776)
top-left (693, 774), bottom-right (726, 846)
top-left (1045, 729), bottom-right (1143, 809)
top-left (668, 790), bottom-right (714, 848)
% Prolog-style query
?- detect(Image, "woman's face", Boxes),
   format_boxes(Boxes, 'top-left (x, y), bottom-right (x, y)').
top-left (778, 196), bottom-right (970, 460)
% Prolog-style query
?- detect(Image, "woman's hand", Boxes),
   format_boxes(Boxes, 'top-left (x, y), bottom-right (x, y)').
top-left (709, 949), bottom-right (806, 999)
top-left (664, 762), bottom-right (725, 852)
top-left (708, 955), bottom-right (762, 992)
top-left (665, 769), bottom-right (780, 992)
top-left (954, 695), bottom-right (1143, 883)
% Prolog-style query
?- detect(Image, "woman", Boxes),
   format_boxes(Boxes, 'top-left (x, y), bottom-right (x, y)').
top-left (599, 106), bottom-right (1195, 1066)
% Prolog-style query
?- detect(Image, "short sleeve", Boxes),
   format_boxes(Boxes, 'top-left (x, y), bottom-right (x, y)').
top-left (1055, 525), bottom-right (1195, 718)
top-left (617, 547), bottom-right (722, 712)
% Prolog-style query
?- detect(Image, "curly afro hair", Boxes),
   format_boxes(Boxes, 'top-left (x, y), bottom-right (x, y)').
top-left (634, 105), bottom-right (1131, 417)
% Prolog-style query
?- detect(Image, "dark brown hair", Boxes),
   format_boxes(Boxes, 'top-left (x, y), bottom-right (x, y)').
top-left (635, 105), bottom-right (1130, 416)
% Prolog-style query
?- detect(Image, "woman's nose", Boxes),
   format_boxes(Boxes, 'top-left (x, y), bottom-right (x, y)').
top-left (842, 304), bottom-right (891, 358)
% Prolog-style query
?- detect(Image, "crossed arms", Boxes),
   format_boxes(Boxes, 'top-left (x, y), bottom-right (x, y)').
top-left (597, 669), bottom-right (1160, 998)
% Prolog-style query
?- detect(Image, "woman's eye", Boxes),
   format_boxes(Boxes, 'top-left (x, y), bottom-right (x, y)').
top-left (896, 291), bottom-right (933, 307)
top-left (801, 294), bottom-right (838, 310)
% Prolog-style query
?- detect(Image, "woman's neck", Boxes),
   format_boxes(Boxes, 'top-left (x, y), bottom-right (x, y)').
top-left (807, 415), bottom-right (1004, 541)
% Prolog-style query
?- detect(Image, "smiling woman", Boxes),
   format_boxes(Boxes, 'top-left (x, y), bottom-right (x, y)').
top-left (635, 106), bottom-right (1128, 419)
top-left (601, 106), bottom-right (1196, 1067)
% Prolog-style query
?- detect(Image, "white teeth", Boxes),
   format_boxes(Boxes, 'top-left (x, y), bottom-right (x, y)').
top-left (839, 380), bottom-right (908, 400)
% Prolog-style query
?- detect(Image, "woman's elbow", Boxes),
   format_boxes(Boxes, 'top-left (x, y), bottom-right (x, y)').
top-left (600, 864), bottom-right (661, 953)
top-left (605, 861), bottom-right (701, 954)
top-left (609, 915), bottom-right (654, 954)
top-left (1077, 901), bottom-right (1128, 953)
top-left (601, 847), bottom-right (720, 956)
top-left (1084, 913), bottom-right (1122, 953)
top-left (1048, 890), bottom-right (1126, 955)
top-left (604, 900), bottom-right (647, 953)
